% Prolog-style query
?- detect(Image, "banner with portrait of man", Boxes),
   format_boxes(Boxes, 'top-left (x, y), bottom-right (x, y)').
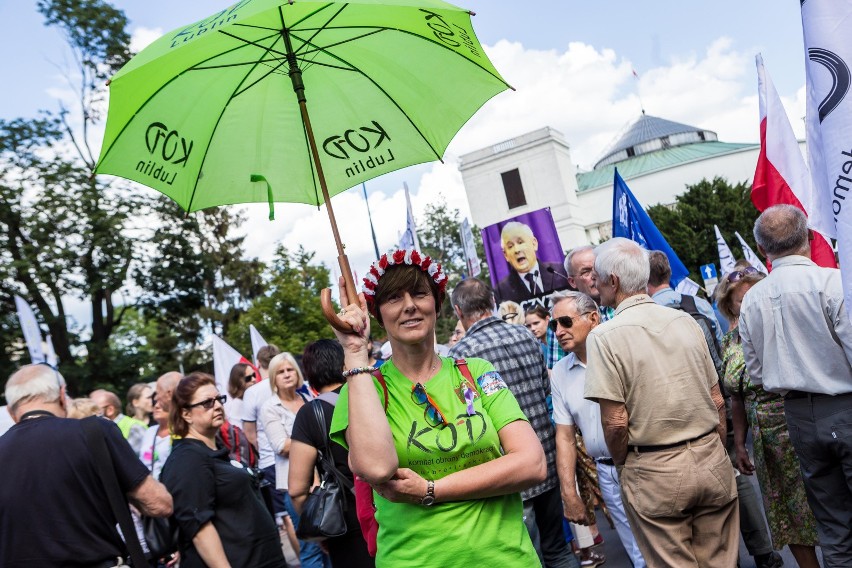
top-left (481, 207), bottom-right (570, 314)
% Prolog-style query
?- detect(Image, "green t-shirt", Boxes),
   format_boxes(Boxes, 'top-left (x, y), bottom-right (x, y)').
top-left (330, 357), bottom-right (539, 567)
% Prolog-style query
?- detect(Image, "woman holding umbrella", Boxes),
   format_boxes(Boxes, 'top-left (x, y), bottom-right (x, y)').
top-left (329, 249), bottom-right (544, 566)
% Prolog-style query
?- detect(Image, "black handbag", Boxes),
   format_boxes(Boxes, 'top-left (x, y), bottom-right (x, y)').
top-left (295, 400), bottom-right (354, 541)
top-left (142, 514), bottom-right (179, 560)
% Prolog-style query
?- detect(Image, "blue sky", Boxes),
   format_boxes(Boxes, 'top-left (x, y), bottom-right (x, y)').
top-left (0, 0), bottom-right (810, 328)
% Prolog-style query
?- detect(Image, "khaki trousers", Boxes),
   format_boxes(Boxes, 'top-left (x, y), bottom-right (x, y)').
top-left (619, 432), bottom-right (739, 568)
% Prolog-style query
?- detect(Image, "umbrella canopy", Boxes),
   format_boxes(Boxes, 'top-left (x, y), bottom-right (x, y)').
top-left (95, 0), bottom-right (510, 214)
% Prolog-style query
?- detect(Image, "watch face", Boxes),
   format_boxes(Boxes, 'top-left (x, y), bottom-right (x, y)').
top-left (421, 495), bottom-right (436, 506)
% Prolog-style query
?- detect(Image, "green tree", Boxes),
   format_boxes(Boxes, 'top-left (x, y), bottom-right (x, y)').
top-left (647, 177), bottom-right (761, 283)
top-left (226, 246), bottom-right (333, 356)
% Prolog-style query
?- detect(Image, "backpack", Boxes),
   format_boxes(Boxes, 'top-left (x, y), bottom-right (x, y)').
top-left (216, 421), bottom-right (258, 468)
top-left (672, 294), bottom-right (724, 382)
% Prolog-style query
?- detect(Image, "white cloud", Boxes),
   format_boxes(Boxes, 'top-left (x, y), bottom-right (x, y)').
top-left (130, 26), bottom-right (164, 53)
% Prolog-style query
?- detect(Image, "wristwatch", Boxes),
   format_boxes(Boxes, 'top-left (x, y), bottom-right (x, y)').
top-left (420, 479), bottom-right (436, 506)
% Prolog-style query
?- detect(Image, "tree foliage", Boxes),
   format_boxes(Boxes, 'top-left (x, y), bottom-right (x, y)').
top-left (647, 177), bottom-right (761, 283)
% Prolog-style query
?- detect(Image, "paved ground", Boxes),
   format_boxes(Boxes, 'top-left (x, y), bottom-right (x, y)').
top-left (585, 469), bottom-right (824, 567)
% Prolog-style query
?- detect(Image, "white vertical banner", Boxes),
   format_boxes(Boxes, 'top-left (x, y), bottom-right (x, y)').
top-left (714, 225), bottom-right (736, 275)
top-left (14, 296), bottom-right (45, 364)
top-left (398, 182), bottom-right (420, 250)
top-left (801, 0), bottom-right (852, 317)
top-left (674, 277), bottom-right (701, 297)
top-left (212, 335), bottom-right (248, 397)
top-left (45, 335), bottom-right (58, 367)
top-left (249, 325), bottom-right (268, 365)
top-left (735, 232), bottom-right (769, 275)
top-left (460, 218), bottom-right (481, 277)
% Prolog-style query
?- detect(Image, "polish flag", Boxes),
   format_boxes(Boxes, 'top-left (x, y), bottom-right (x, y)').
top-left (753, 54), bottom-right (837, 268)
top-left (212, 335), bottom-right (255, 397)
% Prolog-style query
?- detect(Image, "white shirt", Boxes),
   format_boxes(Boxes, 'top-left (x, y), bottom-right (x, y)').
top-left (551, 352), bottom-right (610, 459)
top-left (521, 262), bottom-right (544, 294)
top-left (740, 255), bottom-right (852, 395)
top-left (138, 425), bottom-right (173, 481)
top-left (224, 397), bottom-right (244, 425)
top-left (241, 379), bottom-right (276, 469)
top-left (259, 397), bottom-right (300, 491)
top-left (0, 406), bottom-right (14, 437)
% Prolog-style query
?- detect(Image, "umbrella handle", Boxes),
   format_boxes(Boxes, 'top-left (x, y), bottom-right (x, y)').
top-left (320, 288), bottom-right (356, 333)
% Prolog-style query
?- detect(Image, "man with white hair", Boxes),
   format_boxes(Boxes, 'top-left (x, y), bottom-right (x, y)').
top-left (496, 221), bottom-right (569, 304)
top-left (0, 364), bottom-right (172, 566)
top-left (583, 238), bottom-right (738, 567)
top-left (740, 204), bottom-right (852, 566)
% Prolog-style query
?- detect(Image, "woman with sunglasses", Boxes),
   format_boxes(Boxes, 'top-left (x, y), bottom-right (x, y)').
top-left (716, 268), bottom-right (820, 568)
top-left (329, 249), bottom-right (544, 567)
top-left (161, 372), bottom-right (286, 568)
top-left (224, 363), bottom-right (255, 425)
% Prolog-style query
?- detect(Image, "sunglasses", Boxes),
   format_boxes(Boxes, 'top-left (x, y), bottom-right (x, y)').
top-left (411, 383), bottom-right (448, 427)
top-left (244, 372), bottom-right (255, 383)
top-left (726, 267), bottom-right (759, 283)
top-left (548, 312), bottom-right (594, 332)
top-left (186, 394), bottom-right (227, 410)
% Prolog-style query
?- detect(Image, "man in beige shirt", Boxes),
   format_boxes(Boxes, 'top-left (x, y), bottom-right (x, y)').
top-left (584, 238), bottom-right (738, 567)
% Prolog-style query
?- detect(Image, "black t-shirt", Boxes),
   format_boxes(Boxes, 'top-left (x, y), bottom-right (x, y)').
top-left (291, 389), bottom-right (359, 530)
top-left (160, 438), bottom-right (285, 568)
top-left (0, 414), bottom-right (150, 567)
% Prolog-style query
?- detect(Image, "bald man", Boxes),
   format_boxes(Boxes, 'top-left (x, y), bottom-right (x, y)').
top-left (91, 388), bottom-right (147, 453)
top-left (155, 371), bottom-right (182, 414)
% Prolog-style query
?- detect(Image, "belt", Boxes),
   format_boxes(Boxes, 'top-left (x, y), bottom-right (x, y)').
top-left (784, 390), bottom-right (838, 400)
top-left (631, 428), bottom-right (716, 454)
top-left (595, 457), bottom-right (615, 466)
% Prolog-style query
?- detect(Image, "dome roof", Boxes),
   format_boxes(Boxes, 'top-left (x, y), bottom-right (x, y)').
top-left (594, 113), bottom-right (718, 170)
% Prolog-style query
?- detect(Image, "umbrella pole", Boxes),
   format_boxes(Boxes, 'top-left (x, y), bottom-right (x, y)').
top-left (284, 27), bottom-right (358, 333)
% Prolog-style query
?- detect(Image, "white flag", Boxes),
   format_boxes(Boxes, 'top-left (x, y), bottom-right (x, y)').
top-left (212, 335), bottom-right (250, 398)
top-left (714, 225), bottom-right (736, 275)
top-left (249, 325), bottom-right (268, 365)
top-left (14, 296), bottom-right (45, 364)
top-left (802, 0), bottom-right (852, 318)
top-left (460, 218), bottom-right (481, 277)
top-left (398, 182), bottom-right (420, 250)
top-left (45, 335), bottom-right (58, 367)
top-left (735, 232), bottom-right (769, 275)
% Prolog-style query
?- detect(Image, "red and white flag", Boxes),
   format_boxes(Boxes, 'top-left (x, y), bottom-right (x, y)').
top-left (212, 335), bottom-right (253, 397)
top-left (753, 53), bottom-right (837, 268)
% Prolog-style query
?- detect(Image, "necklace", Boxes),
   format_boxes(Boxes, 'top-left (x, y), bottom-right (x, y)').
top-left (414, 355), bottom-right (439, 384)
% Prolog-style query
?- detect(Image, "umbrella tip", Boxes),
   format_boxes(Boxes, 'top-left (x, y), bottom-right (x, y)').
top-left (468, 10), bottom-right (476, 16)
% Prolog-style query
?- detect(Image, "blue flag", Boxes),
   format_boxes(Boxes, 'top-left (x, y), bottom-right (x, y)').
top-left (612, 168), bottom-right (689, 286)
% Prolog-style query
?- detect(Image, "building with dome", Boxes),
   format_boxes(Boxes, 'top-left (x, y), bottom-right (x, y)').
top-left (458, 114), bottom-right (765, 250)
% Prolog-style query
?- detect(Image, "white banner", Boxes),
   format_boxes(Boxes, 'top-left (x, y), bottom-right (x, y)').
top-left (212, 335), bottom-right (248, 397)
top-left (460, 218), bottom-right (481, 278)
top-left (714, 225), bottom-right (736, 275)
top-left (398, 182), bottom-right (420, 250)
top-left (45, 335), bottom-right (58, 367)
top-left (802, 0), bottom-right (852, 317)
top-left (249, 325), bottom-right (268, 365)
top-left (674, 277), bottom-right (701, 297)
top-left (735, 232), bottom-right (769, 275)
top-left (14, 296), bottom-right (45, 364)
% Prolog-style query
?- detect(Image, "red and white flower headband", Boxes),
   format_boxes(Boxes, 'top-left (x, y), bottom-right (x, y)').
top-left (362, 249), bottom-right (448, 315)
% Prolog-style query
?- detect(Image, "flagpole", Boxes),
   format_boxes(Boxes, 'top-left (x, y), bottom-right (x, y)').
top-left (362, 183), bottom-right (381, 261)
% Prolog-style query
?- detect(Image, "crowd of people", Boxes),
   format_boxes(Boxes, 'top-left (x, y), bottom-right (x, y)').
top-left (0, 204), bottom-right (850, 568)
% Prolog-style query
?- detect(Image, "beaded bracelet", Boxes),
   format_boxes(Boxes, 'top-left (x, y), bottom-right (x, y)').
top-left (342, 367), bottom-right (375, 378)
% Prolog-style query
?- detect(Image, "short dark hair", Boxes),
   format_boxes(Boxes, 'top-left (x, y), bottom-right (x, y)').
top-left (374, 265), bottom-right (442, 326)
top-left (647, 251), bottom-right (672, 287)
top-left (524, 304), bottom-right (549, 320)
top-left (753, 204), bottom-right (808, 256)
top-left (301, 340), bottom-right (345, 390)
top-left (451, 278), bottom-right (494, 319)
top-left (170, 372), bottom-right (216, 438)
top-left (228, 363), bottom-right (251, 399)
top-left (256, 344), bottom-right (280, 370)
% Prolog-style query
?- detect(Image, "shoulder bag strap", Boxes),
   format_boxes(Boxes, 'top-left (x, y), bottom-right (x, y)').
top-left (371, 368), bottom-right (389, 412)
top-left (312, 400), bottom-right (354, 492)
top-left (81, 417), bottom-right (148, 568)
top-left (454, 358), bottom-right (478, 391)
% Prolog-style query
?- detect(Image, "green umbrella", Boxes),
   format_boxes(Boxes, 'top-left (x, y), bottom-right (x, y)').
top-left (95, 0), bottom-right (510, 328)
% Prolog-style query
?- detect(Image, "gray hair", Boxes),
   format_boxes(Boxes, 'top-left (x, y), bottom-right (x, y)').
top-left (551, 290), bottom-right (598, 315)
top-left (5, 364), bottom-right (66, 414)
top-left (564, 245), bottom-right (594, 276)
top-left (753, 204), bottom-right (809, 256)
top-left (500, 221), bottom-right (534, 244)
top-left (594, 238), bottom-right (650, 295)
top-left (451, 278), bottom-right (494, 319)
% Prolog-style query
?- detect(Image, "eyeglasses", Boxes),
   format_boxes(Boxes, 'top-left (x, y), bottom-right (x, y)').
top-left (411, 383), bottom-right (448, 427)
top-left (548, 312), bottom-right (594, 332)
top-left (726, 267), bottom-right (759, 283)
top-left (185, 394), bottom-right (227, 410)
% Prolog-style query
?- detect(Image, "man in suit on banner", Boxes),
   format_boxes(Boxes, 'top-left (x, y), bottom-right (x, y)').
top-left (497, 221), bottom-right (569, 304)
